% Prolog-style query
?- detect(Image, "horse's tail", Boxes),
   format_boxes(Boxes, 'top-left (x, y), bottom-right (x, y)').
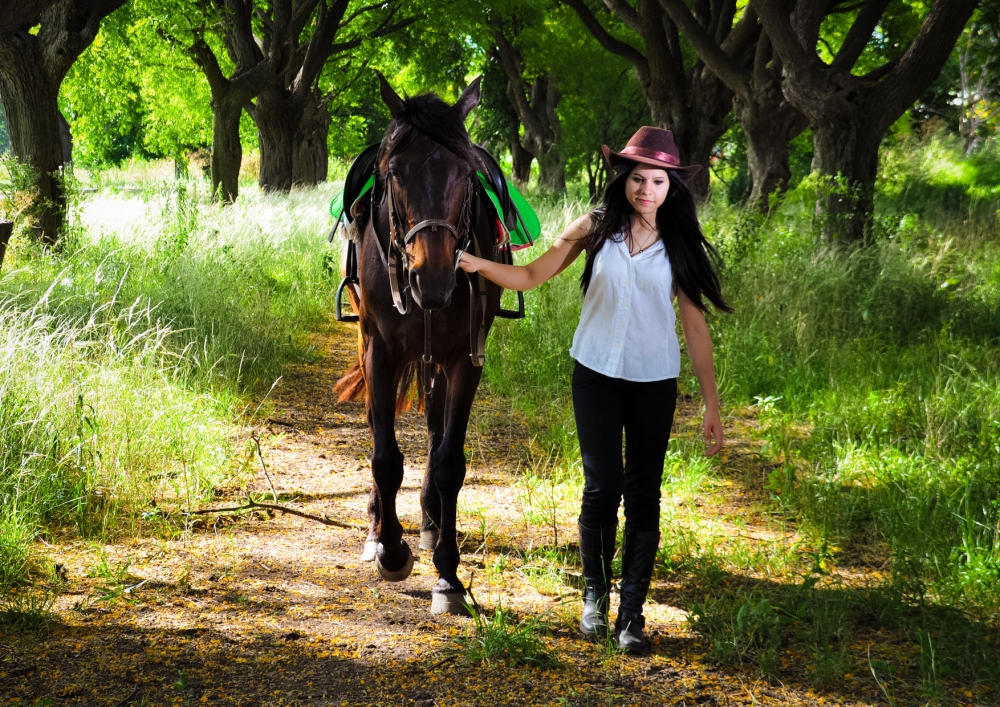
top-left (394, 361), bottom-right (425, 415)
top-left (334, 360), bottom-right (366, 403)
top-left (334, 358), bottom-right (427, 416)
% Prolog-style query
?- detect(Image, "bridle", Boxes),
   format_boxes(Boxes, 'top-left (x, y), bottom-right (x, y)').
top-left (381, 168), bottom-right (474, 316)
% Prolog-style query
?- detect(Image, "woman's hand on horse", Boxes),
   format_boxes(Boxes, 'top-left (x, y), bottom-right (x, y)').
top-left (458, 252), bottom-right (484, 273)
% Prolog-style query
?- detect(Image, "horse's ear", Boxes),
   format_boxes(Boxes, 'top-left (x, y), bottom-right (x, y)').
top-left (377, 71), bottom-right (405, 119)
top-left (455, 76), bottom-right (482, 120)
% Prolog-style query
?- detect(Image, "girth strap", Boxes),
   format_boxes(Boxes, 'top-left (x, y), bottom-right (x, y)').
top-left (467, 216), bottom-right (488, 368)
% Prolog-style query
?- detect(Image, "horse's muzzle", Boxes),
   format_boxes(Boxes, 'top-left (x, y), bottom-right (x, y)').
top-left (410, 265), bottom-right (456, 310)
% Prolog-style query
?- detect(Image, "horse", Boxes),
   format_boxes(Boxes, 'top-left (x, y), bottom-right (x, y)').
top-left (335, 74), bottom-right (503, 615)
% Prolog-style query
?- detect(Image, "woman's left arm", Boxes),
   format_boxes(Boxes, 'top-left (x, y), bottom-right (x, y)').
top-left (677, 289), bottom-right (723, 456)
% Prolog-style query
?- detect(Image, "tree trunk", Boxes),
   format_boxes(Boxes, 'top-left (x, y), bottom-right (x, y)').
top-left (811, 113), bottom-right (882, 244)
top-left (0, 219), bottom-right (13, 271)
top-left (493, 26), bottom-right (566, 192)
top-left (57, 110), bottom-right (72, 171)
top-left (0, 32), bottom-right (64, 245)
top-left (292, 89), bottom-right (330, 187)
top-left (538, 147), bottom-right (566, 191)
top-left (737, 88), bottom-right (807, 209)
top-left (256, 85), bottom-right (295, 192)
top-left (211, 90), bottom-right (246, 203)
top-left (508, 113), bottom-right (533, 185)
top-left (510, 136), bottom-right (532, 185)
top-left (565, 0), bottom-right (742, 203)
top-left (649, 71), bottom-right (730, 200)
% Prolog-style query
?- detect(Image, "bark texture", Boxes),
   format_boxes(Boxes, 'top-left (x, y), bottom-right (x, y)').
top-left (565, 0), bottom-right (751, 200)
top-left (0, 0), bottom-right (125, 244)
top-left (293, 89), bottom-right (331, 186)
top-left (493, 25), bottom-right (566, 191)
top-left (752, 0), bottom-right (979, 242)
top-left (0, 219), bottom-right (12, 271)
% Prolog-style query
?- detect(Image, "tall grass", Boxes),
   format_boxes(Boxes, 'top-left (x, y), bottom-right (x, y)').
top-left (0, 174), bottom-right (340, 584)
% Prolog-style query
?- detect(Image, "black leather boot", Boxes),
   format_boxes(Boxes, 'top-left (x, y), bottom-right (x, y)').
top-left (577, 522), bottom-right (616, 640)
top-left (615, 527), bottom-right (659, 655)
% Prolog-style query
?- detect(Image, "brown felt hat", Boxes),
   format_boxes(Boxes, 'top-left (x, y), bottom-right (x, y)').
top-left (602, 126), bottom-right (702, 176)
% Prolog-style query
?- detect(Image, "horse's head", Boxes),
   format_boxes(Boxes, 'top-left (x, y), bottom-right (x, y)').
top-left (377, 73), bottom-right (481, 310)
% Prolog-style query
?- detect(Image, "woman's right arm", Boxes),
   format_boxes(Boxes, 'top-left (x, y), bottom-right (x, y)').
top-left (458, 213), bottom-right (591, 291)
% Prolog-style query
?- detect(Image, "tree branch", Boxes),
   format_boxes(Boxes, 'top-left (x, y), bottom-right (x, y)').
top-left (190, 35), bottom-right (231, 95)
top-left (831, 0), bottom-right (892, 70)
top-left (874, 0), bottom-right (979, 122)
top-left (603, 0), bottom-right (642, 34)
top-left (183, 498), bottom-right (367, 530)
top-left (658, 0), bottom-right (750, 96)
top-left (562, 0), bottom-right (649, 78)
top-left (750, 0), bottom-right (821, 81)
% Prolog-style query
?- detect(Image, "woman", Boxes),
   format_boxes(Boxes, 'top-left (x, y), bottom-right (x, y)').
top-left (460, 127), bottom-right (730, 654)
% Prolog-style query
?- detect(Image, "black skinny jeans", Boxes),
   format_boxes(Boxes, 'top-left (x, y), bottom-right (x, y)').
top-left (573, 362), bottom-right (677, 533)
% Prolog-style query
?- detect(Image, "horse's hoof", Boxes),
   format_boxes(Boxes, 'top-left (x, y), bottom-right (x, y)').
top-left (418, 529), bottom-right (439, 551)
top-left (361, 540), bottom-right (377, 562)
top-left (431, 591), bottom-right (471, 616)
top-left (375, 541), bottom-right (414, 582)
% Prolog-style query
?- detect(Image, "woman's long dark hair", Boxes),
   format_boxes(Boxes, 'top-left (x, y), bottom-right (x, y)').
top-left (581, 162), bottom-right (732, 314)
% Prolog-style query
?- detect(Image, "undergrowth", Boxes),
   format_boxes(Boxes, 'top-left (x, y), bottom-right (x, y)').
top-left (0, 176), bottom-right (339, 585)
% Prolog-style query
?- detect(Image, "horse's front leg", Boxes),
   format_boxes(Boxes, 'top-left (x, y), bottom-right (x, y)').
top-left (366, 344), bottom-right (413, 581)
top-left (420, 366), bottom-right (447, 553)
top-left (429, 356), bottom-right (482, 615)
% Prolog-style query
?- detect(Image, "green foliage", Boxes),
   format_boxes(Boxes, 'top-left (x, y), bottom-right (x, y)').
top-left (450, 602), bottom-right (554, 668)
top-left (61, 3), bottom-right (212, 167)
top-left (689, 589), bottom-right (785, 678)
top-left (0, 177), bottom-right (338, 582)
top-left (702, 135), bottom-right (1000, 622)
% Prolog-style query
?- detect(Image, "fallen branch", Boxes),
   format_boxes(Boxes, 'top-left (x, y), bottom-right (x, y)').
top-left (112, 684), bottom-right (141, 707)
top-left (251, 432), bottom-right (279, 502)
top-left (182, 498), bottom-right (365, 530)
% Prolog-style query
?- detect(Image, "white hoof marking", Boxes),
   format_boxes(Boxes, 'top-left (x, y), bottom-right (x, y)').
top-left (430, 592), bottom-right (471, 616)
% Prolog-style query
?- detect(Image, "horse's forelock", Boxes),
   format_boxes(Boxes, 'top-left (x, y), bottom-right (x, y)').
top-left (380, 93), bottom-right (477, 169)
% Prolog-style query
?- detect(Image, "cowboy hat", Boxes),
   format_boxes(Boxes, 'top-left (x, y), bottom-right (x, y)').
top-left (602, 126), bottom-right (702, 176)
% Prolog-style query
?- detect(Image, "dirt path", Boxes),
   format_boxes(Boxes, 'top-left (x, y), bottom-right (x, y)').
top-left (2, 322), bottom-right (912, 706)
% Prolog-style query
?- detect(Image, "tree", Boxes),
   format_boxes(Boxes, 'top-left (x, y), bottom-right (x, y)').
top-left (954, 10), bottom-right (1000, 154)
top-left (752, 0), bottom-right (979, 242)
top-left (491, 12), bottom-right (567, 191)
top-left (476, 49), bottom-right (535, 185)
top-left (0, 0), bottom-right (127, 244)
top-left (656, 0), bottom-right (808, 209)
top-left (563, 0), bottom-right (757, 199)
top-left (246, 0), bottom-right (412, 192)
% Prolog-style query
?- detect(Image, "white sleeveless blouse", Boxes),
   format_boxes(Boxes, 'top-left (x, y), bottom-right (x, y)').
top-left (569, 238), bottom-right (681, 382)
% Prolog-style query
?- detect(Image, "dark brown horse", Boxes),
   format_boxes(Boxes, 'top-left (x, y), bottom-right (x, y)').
top-left (336, 75), bottom-right (502, 614)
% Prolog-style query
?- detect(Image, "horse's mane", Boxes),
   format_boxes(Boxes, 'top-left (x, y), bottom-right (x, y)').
top-left (378, 93), bottom-right (478, 171)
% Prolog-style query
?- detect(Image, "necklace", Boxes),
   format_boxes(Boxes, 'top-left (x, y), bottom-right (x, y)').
top-left (628, 224), bottom-right (658, 254)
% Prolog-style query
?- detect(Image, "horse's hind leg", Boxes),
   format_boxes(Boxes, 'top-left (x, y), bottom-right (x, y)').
top-left (366, 345), bottom-right (413, 581)
top-left (429, 357), bottom-right (483, 615)
top-left (420, 367), bottom-right (447, 552)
